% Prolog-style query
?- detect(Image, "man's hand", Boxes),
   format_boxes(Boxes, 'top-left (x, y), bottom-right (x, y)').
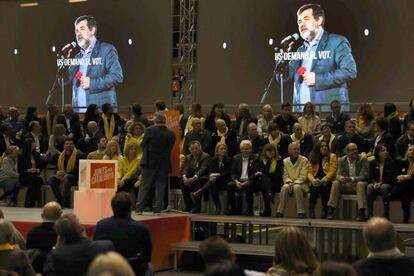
top-left (374, 183), bottom-right (381, 190)
top-left (56, 171), bottom-right (65, 179)
top-left (80, 76), bottom-right (90, 90)
top-left (312, 179), bottom-right (321, 186)
top-left (303, 72), bottom-right (316, 86)
top-left (235, 181), bottom-right (243, 190)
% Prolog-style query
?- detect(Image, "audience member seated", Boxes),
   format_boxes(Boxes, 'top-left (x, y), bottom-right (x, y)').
top-left (23, 120), bottom-right (45, 154)
top-left (395, 121), bottom-right (414, 160)
top-left (298, 102), bottom-right (321, 135)
top-left (94, 192), bottom-right (152, 275)
top-left (388, 144), bottom-right (414, 223)
top-left (257, 104), bottom-right (275, 136)
top-left (266, 226), bottom-right (318, 276)
top-left (131, 103), bottom-right (150, 127)
top-left (87, 137), bottom-right (108, 160)
top-left (0, 219), bottom-right (35, 276)
top-left (257, 144), bottom-right (284, 212)
top-left (26, 202), bottom-right (62, 273)
top-left (316, 123), bottom-right (338, 154)
top-left (336, 120), bottom-right (366, 157)
top-left (356, 103), bottom-right (376, 140)
top-left (99, 103), bottom-right (124, 140)
top-left (58, 104), bottom-right (83, 143)
top-left (23, 106), bottom-right (40, 134)
top-left (327, 143), bottom-right (369, 221)
top-left (314, 261), bottom-right (357, 276)
top-left (289, 123), bottom-right (313, 157)
top-left (204, 104), bottom-right (231, 134)
top-left (123, 122), bottom-right (145, 157)
top-left (0, 146), bottom-right (20, 206)
top-left (273, 103), bottom-right (298, 135)
top-left (82, 104), bottom-right (101, 133)
top-left (384, 102), bottom-right (402, 142)
top-left (48, 137), bottom-right (82, 208)
top-left (18, 139), bottom-right (44, 208)
top-left (4, 107), bottom-right (24, 137)
top-left (0, 124), bottom-right (18, 156)
top-left (325, 100), bottom-right (351, 135)
top-left (45, 123), bottom-right (66, 164)
top-left (192, 143), bottom-right (232, 215)
top-left (232, 103), bottom-right (258, 138)
top-left (367, 117), bottom-right (395, 158)
top-left (184, 103), bottom-right (205, 136)
top-left (182, 117), bottom-right (211, 155)
top-left (43, 213), bottom-right (114, 276)
top-left (241, 122), bottom-right (266, 154)
top-left (41, 104), bottom-right (60, 145)
top-left (403, 97), bottom-right (414, 132)
top-left (0, 209), bottom-right (26, 250)
top-left (88, 252), bottom-right (136, 276)
top-left (308, 141), bottom-right (337, 219)
top-left (78, 121), bottom-right (104, 155)
top-left (199, 235), bottom-right (263, 276)
top-left (367, 143), bottom-right (396, 219)
top-left (118, 143), bottom-right (140, 198)
top-left (181, 141), bottom-right (210, 213)
top-left (276, 142), bottom-right (309, 218)
top-left (266, 123), bottom-right (290, 158)
top-left (353, 217), bottom-right (414, 276)
top-left (227, 140), bottom-right (269, 216)
top-left (173, 103), bottom-right (188, 139)
top-left (210, 119), bottom-right (239, 157)
top-left (103, 139), bottom-right (122, 161)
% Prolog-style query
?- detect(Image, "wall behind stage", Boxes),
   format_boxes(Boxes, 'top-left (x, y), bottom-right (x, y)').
top-left (196, 0), bottom-right (414, 108)
top-left (0, 0), bottom-right (171, 109)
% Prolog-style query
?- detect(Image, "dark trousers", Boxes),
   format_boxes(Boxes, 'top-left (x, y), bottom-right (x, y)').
top-left (20, 175), bottom-right (43, 207)
top-left (136, 167), bottom-right (168, 213)
top-left (309, 182), bottom-right (332, 210)
top-left (118, 178), bottom-right (139, 199)
top-left (227, 179), bottom-right (271, 214)
top-left (200, 178), bottom-right (228, 209)
top-left (366, 183), bottom-right (392, 216)
top-left (387, 181), bottom-right (414, 221)
top-left (181, 177), bottom-right (208, 211)
top-left (48, 174), bottom-right (77, 208)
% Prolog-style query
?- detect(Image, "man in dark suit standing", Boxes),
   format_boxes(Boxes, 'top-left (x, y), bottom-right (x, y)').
top-left (43, 213), bottom-right (113, 276)
top-left (26, 202), bottom-right (62, 273)
top-left (94, 192), bottom-right (152, 275)
top-left (136, 112), bottom-right (176, 214)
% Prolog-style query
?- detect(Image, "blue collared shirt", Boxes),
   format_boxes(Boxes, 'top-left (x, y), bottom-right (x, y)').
top-left (73, 38), bottom-right (96, 112)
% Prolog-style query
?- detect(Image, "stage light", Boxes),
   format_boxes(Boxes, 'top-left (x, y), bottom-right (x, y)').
top-left (268, 38), bottom-right (274, 46)
top-left (13, 49), bottom-right (18, 55)
top-left (20, 2), bottom-right (38, 7)
top-left (52, 46), bottom-right (56, 53)
top-left (128, 39), bottom-right (133, 45)
top-left (364, 29), bottom-right (370, 36)
top-left (222, 42), bottom-right (227, 49)
top-left (68, 0), bottom-right (88, 3)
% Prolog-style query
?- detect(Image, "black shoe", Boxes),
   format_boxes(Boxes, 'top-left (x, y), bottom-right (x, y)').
top-left (356, 209), bottom-right (367, 221)
top-left (243, 210), bottom-right (254, 217)
top-left (309, 208), bottom-right (316, 219)
top-left (298, 213), bottom-right (307, 219)
top-left (321, 208), bottom-right (328, 219)
top-left (215, 208), bottom-right (221, 215)
top-left (260, 209), bottom-right (271, 217)
top-left (326, 207), bottom-right (335, 220)
top-left (276, 212), bottom-right (283, 218)
top-left (153, 211), bottom-right (161, 215)
top-left (190, 207), bottom-right (201, 214)
top-left (403, 212), bottom-right (410, 223)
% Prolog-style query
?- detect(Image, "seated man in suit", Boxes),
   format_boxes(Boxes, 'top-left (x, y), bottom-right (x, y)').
top-left (353, 217), bottom-right (414, 276)
top-left (58, 104), bottom-right (83, 143)
top-left (94, 192), bottom-right (152, 275)
top-left (26, 202), bottom-right (62, 273)
top-left (87, 136), bottom-right (108, 160)
top-left (327, 143), bottom-right (369, 221)
top-left (227, 140), bottom-right (270, 216)
top-left (43, 213), bottom-right (114, 276)
top-left (367, 117), bottom-right (395, 158)
top-left (276, 142), bottom-right (309, 218)
top-left (210, 119), bottom-right (239, 157)
top-left (47, 137), bottom-right (83, 208)
top-left (182, 117), bottom-right (211, 155)
top-left (288, 123), bottom-right (313, 157)
top-left (181, 141), bottom-right (211, 213)
top-left (241, 122), bottom-right (266, 154)
top-left (77, 121), bottom-right (104, 155)
top-left (336, 120), bottom-right (366, 157)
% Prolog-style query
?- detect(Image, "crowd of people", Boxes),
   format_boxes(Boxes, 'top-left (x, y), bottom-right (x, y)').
top-left (0, 98), bottom-right (413, 223)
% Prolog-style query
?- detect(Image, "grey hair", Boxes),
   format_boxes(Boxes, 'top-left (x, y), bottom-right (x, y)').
top-left (153, 111), bottom-right (167, 124)
top-left (239, 140), bottom-right (252, 149)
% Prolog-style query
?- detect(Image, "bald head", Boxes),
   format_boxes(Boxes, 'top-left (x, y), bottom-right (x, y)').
top-left (42, 202), bottom-right (62, 222)
top-left (363, 217), bottom-right (396, 252)
top-left (87, 121), bottom-right (98, 132)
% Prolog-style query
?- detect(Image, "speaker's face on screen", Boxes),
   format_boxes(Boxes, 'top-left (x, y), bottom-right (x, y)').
top-left (75, 19), bottom-right (95, 49)
top-left (297, 8), bottom-right (323, 41)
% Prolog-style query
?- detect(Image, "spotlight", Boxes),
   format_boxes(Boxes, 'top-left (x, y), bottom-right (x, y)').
top-left (268, 38), bottom-right (274, 46)
top-left (364, 29), bottom-right (369, 36)
top-left (52, 46), bottom-right (56, 53)
top-left (13, 49), bottom-right (18, 55)
top-left (222, 42), bottom-right (227, 49)
top-left (128, 39), bottom-right (133, 45)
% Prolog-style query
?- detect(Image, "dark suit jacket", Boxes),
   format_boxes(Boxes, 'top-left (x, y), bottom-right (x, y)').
top-left (58, 114), bottom-right (83, 143)
top-left (371, 132), bottom-right (395, 156)
top-left (140, 125), bottom-right (176, 175)
top-left (98, 114), bottom-right (125, 138)
top-left (336, 133), bottom-right (366, 156)
top-left (230, 153), bottom-right (258, 181)
top-left (209, 156), bottom-right (232, 184)
top-left (325, 112), bottom-right (351, 134)
top-left (181, 152), bottom-right (211, 178)
top-left (0, 133), bottom-right (17, 155)
top-left (0, 248), bottom-right (36, 276)
top-left (23, 132), bottom-right (46, 154)
top-left (18, 152), bottom-right (44, 178)
top-left (232, 115), bottom-right (258, 137)
top-left (257, 158), bottom-right (284, 192)
top-left (240, 135), bottom-right (266, 155)
top-left (288, 133), bottom-right (314, 157)
top-left (336, 155), bottom-right (369, 182)
top-left (266, 134), bottom-right (290, 159)
top-left (94, 216), bottom-right (152, 263)
top-left (369, 158), bottom-right (396, 185)
top-left (26, 222), bottom-right (57, 253)
top-left (204, 113), bottom-right (231, 134)
top-left (210, 130), bottom-right (239, 157)
top-left (353, 255), bottom-right (414, 276)
top-left (43, 237), bottom-right (114, 276)
top-left (77, 130), bottom-right (104, 155)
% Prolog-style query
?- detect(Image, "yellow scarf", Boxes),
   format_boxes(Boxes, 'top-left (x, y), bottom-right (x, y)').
top-left (217, 127), bottom-right (228, 144)
top-left (46, 112), bottom-right (58, 137)
top-left (269, 134), bottom-right (281, 147)
top-left (119, 156), bottom-right (141, 181)
top-left (379, 162), bottom-right (384, 183)
top-left (263, 158), bottom-right (277, 174)
top-left (102, 114), bottom-right (116, 140)
top-left (184, 115), bottom-right (193, 136)
top-left (58, 148), bottom-right (78, 173)
top-left (290, 131), bottom-right (305, 143)
top-left (319, 133), bottom-right (335, 151)
top-left (124, 134), bottom-right (144, 159)
top-left (0, 243), bottom-right (16, 251)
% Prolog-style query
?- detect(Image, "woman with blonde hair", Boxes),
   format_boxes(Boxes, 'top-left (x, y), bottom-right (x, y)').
top-left (267, 226), bottom-right (318, 275)
top-left (298, 102), bottom-right (321, 135)
top-left (123, 122), bottom-right (145, 159)
top-left (118, 142), bottom-right (141, 198)
top-left (0, 146), bottom-right (20, 206)
top-left (104, 140), bottom-right (122, 161)
top-left (88, 251), bottom-right (135, 276)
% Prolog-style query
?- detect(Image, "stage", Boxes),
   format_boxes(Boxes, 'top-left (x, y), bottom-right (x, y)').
top-left (1, 207), bottom-right (191, 271)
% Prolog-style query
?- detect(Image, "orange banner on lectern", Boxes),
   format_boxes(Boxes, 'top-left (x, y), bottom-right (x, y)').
top-left (165, 110), bottom-right (180, 177)
top-left (89, 163), bottom-right (117, 189)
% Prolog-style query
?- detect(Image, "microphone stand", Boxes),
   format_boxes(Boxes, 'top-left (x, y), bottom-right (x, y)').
top-left (46, 58), bottom-right (68, 111)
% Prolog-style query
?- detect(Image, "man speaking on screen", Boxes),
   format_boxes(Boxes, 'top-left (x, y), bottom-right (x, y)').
top-left (62, 15), bottom-right (123, 112)
top-left (278, 4), bottom-right (357, 112)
